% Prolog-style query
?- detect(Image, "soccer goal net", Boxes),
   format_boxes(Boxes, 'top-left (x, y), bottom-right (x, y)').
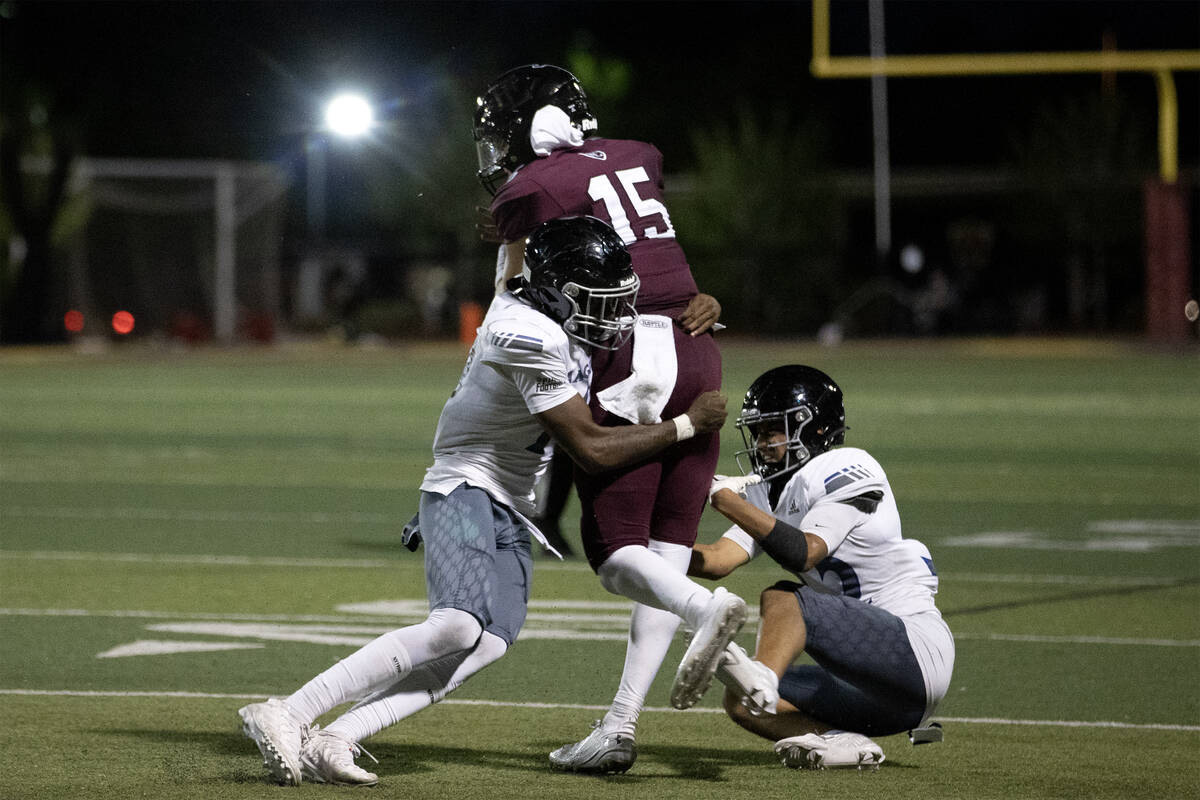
top-left (60, 158), bottom-right (289, 343)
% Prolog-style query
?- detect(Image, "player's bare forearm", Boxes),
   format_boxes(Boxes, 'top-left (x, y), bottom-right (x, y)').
top-left (688, 539), bottom-right (747, 580)
top-left (502, 239), bottom-right (526, 283)
top-left (553, 416), bottom-right (677, 474)
top-left (710, 490), bottom-right (828, 571)
top-left (710, 489), bottom-right (778, 538)
top-left (537, 391), bottom-right (726, 475)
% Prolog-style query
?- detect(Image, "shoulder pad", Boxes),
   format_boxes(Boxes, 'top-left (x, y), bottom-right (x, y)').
top-left (813, 448), bottom-right (887, 504)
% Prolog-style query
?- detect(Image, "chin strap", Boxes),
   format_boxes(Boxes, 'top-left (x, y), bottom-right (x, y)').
top-left (507, 276), bottom-right (574, 325)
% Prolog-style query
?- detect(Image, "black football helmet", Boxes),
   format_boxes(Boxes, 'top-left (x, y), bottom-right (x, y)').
top-left (523, 216), bottom-right (638, 350)
top-left (473, 64), bottom-right (598, 194)
top-left (734, 365), bottom-right (847, 482)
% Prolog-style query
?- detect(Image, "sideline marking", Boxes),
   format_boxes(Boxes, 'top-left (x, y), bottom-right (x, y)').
top-left (1, 689), bottom-right (1196, 732)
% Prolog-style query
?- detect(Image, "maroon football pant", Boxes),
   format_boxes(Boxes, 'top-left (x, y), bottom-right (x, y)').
top-left (575, 324), bottom-right (722, 572)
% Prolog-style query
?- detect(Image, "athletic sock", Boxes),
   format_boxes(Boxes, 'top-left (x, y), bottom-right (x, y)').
top-left (603, 540), bottom-right (693, 738)
top-left (325, 632), bottom-right (509, 742)
top-left (285, 608), bottom-right (480, 724)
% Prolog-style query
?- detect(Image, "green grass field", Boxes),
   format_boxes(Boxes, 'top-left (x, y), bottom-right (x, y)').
top-left (2, 337), bottom-right (1197, 799)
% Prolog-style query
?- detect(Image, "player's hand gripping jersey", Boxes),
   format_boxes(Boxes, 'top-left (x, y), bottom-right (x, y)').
top-left (491, 138), bottom-right (698, 314)
top-left (420, 292), bottom-right (592, 516)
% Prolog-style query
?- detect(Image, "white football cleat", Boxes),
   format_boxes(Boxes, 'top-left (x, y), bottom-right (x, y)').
top-left (714, 641), bottom-right (779, 715)
top-left (300, 728), bottom-right (380, 786)
top-left (670, 587), bottom-right (748, 709)
top-left (549, 719), bottom-right (637, 774)
top-left (774, 730), bottom-right (885, 770)
top-left (238, 698), bottom-right (307, 785)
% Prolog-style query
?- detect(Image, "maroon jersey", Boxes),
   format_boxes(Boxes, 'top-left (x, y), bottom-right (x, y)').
top-left (490, 138), bottom-right (699, 314)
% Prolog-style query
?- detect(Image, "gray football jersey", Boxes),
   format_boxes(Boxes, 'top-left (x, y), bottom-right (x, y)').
top-left (421, 292), bottom-right (592, 515)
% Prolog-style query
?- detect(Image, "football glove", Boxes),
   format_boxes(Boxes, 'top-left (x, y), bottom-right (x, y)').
top-left (401, 513), bottom-right (422, 552)
top-left (709, 474), bottom-right (762, 501)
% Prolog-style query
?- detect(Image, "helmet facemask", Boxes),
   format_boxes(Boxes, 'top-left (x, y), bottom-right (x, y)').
top-left (474, 127), bottom-right (513, 196)
top-left (520, 215), bottom-right (637, 349)
top-left (561, 275), bottom-right (639, 351)
top-left (473, 65), bottom-right (597, 195)
top-left (734, 404), bottom-right (815, 482)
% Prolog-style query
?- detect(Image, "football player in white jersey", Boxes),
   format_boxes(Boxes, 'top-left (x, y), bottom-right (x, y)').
top-left (680, 365), bottom-right (955, 771)
top-left (237, 216), bottom-right (734, 787)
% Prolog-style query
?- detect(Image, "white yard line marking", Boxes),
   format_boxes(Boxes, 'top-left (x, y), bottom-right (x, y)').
top-left (0, 608), bottom-right (404, 623)
top-left (337, 599), bottom-right (637, 616)
top-left (0, 506), bottom-right (399, 524)
top-left (0, 689), bottom-right (1195, 732)
top-left (953, 632), bottom-right (1200, 647)
top-left (142, 621), bottom-right (625, 645)
top-left (932, 715), bottom-right (1200, 732)
top-left (0, 474), bottom-right (403, 489)
top-left (945, 573), bottom-right (1177, 587)
top-left (3, 550), bottom-right (1187, 584)
top-left (945, 530), bottom-right (1200, 552)
top-left (0, 550), bottom-right (594, 572)
top-left (0, 607), bottom-right (633, 625)
top-left (2, 551), bottom-right (396, 569)
top-left (97, 640), bottom-right (264, 658)
top-left (4, 607), bottom-right (1196, 648)
top-left (339, 599), bottom-right (638, 613)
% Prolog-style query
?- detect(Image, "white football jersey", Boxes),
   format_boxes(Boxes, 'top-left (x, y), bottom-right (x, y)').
top-left (722, 446), bottom-right (954, 711)
top-left (420, 292), bottom-right (592, 516)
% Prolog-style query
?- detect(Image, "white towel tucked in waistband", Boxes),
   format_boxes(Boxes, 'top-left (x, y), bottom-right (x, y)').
top-left (597, 314), bottom-right (677, 424)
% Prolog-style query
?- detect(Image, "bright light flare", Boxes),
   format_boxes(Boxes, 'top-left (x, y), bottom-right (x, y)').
top-left (324, 93), bottom-right (374, 138)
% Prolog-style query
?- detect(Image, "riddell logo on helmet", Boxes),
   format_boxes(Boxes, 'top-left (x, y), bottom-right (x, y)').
top-left (581, 118), bottom-right (598, 131)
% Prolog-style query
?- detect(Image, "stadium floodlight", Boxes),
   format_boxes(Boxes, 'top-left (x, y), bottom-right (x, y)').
top-left (324, 92), bottom-right (374, 138)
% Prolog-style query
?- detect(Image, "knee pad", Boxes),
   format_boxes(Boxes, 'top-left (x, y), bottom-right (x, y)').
top-left (597, 548), bottom-right (637, 597)
top-left (424, 608), bottom-right (483, 657)
top-left (649, 538), bottom-right (691, 572)
top-left (473, 630), bottom-right (509, 667)
top-left (428, 630), bottom-right (510, 706)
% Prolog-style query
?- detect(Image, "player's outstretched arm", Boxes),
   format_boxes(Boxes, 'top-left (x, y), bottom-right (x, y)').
top-left (536, 390), bottom-right (726, 475)
top-left (709, 486), bottom-right (828, 572)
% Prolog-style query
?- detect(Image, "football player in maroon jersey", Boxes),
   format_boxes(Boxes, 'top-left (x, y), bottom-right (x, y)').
top-left (475, 64), bottom-right (738, 774)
